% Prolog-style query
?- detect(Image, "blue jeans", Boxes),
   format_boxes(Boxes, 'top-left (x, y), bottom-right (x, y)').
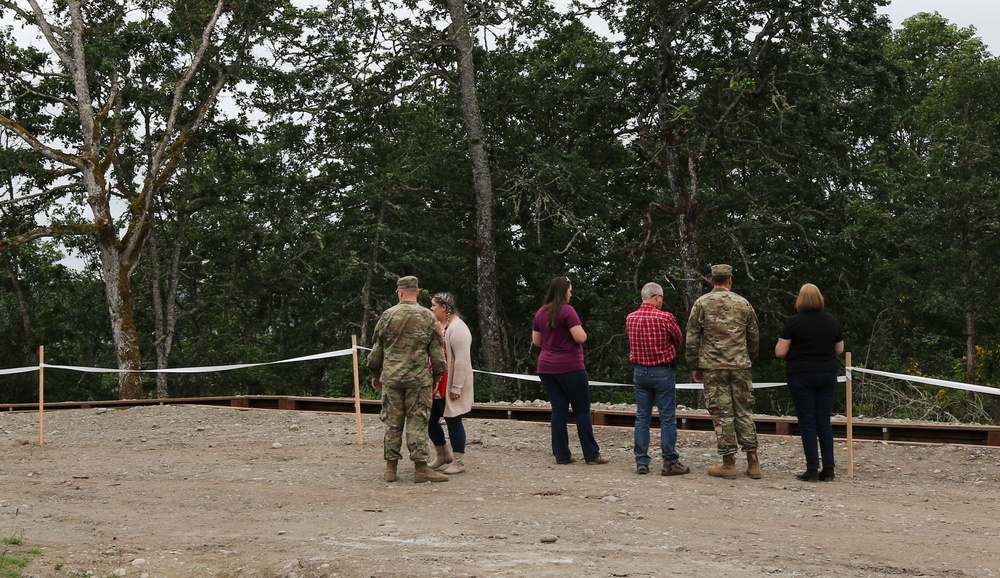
top-left (539, 369), bottom-right (601, 462)
top-left (633, 365), bottom-right (679, 465)
top-left (787, 372), bottom-right (837, 470)
top-left (428, 397), bottom-right (466, 453)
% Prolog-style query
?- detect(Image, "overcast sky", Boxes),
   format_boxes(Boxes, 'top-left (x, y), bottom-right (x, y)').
top-left (880, 0), bottom-right (1000, 53)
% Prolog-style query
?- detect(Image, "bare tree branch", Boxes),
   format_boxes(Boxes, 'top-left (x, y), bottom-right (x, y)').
top-left (0, 182), bottom-right (82, 207)
top-left (0, 222), bottom-right (97, 251)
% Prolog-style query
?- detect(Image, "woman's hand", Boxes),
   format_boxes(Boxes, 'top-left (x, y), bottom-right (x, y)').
top-left (775, 338), bottom-right (791, 359)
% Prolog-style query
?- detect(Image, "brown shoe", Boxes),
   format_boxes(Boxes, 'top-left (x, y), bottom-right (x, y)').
top-left (443, 452), bottom-right (465, 475)
top-left (707, 454), bottom-right (738, 479)
top-left (662, 460), bottom-right (691, 476)
top-left (383, 460), bottom-right (398, 482)
top-left (586, 456), bottom-right (609, 465)
top-left (427, 444), bottom-right (453, 470)
top-left (746, 450), bottom-right (762, 479)
top-left (413, 461), bottom-right (449, 483)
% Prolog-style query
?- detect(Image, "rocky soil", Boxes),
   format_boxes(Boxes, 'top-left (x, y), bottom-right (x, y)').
top-left (2, 404), bottom-right (999, 577)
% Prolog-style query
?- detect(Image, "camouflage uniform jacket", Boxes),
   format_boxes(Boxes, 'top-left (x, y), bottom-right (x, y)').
top-left (367, 301), bottom-right (446, 389)
top-left (685, 288), bottom-right (760, 370)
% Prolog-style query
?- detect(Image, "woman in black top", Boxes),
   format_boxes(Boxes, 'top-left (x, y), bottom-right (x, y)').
top-left (775, 284), bottom-right (844, 482)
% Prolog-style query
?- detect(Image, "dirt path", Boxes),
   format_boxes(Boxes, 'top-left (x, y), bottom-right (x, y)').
top-left (1, 405), bottom-right (998, 577)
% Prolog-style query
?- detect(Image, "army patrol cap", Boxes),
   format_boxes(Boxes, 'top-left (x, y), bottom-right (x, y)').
top-left (711, 264), bottom-right (733, 277)
top-left (397, 275), bottom-right (419, 290)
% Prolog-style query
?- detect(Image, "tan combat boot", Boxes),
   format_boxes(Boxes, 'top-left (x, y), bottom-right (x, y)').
top-left (413, 461), bottom-right (450, 483)
top-left (746, 450), bottom-right (762, 479)
top-left (707, 454), bottom-right (738, 479)
top-left (427, 444), bottom-right (453, 470)
top-left (384, 460), bottom-right (398, 482)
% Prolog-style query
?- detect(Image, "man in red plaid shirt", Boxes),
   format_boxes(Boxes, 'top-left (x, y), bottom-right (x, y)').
top-left (626, 282), bottom-right (689, 476)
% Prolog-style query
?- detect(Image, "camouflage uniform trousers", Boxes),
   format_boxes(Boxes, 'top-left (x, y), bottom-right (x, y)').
top-left (380, 385), bottom-right (433, 463)
top-left (703, 369), bottom-right (758, 455)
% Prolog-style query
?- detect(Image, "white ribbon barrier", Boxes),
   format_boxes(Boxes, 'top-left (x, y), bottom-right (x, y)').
top-left (0, 366), bottom-right (39, 376)
top-left (38, 348), bottom-right (355, 374)
top-left (7, 344), bottom-right (994, 399)
top-left (847, 366), bottom-right (1000, 397)
top-left (470, 368), bottom-right (809, 390)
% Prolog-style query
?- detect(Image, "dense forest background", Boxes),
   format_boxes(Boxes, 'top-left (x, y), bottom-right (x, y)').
top-left (2, 0), bottom-right (999, 422)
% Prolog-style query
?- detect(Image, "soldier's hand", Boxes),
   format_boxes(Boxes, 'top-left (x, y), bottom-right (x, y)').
top-left (692, 369), bottom-right (703, 383)
top-left (372, 376), bottom-right (382, 392)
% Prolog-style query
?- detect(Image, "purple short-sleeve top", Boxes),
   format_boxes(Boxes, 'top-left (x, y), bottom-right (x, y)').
top-left (533, 304), bottom-right (585, 374)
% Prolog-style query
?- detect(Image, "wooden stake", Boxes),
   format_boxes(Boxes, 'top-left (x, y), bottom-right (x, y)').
top-left (38, 345), bottom-right (45, 445)
top-left (352, 335), bottom-right (363, 445)
top-left (846, 351), bottom-right (853, 478)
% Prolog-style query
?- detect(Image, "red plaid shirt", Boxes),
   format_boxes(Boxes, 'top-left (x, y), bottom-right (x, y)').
top-left (626, 303), bottom-right (683, 366)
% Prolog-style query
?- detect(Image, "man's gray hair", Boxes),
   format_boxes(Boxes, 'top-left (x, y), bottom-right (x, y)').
top-left (641, 282), bottom-right (663, 301)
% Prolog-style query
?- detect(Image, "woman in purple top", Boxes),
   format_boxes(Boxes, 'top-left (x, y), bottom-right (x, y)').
top-left (531, 276), bottom-right (608, 465)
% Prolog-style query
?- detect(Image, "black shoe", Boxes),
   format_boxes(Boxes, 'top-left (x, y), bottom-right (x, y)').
top-left (795, 469), bottom-right (819, 482)
top-left (636, 464), bottom-right (649, 475)
top-left (818, 467), bottom-right (836, 482)
top-left (556, 457), bottom-right (576, 465)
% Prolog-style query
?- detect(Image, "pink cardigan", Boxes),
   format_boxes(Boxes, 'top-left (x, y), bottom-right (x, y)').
top-left (443, 317), bottom-right (474, 417)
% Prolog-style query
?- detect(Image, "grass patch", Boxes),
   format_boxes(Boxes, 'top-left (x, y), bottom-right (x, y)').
top-left (0, 508), bottom-right (37, 576)
top-left (0, 549), bottom-right (34, 578)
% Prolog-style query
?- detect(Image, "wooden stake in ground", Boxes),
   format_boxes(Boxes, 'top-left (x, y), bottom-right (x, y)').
top-left (352, 335), bottom-right (363, 445)
top-left (846, 351), bottom-right (853, 478)
top-left (38, 345), bottom-right (45, 445)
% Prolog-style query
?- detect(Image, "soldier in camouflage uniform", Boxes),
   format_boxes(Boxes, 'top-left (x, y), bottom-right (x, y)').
top-left (685, 264), bottom-right (762, 479)
top-left (368, 276), bottom-right (449, 484)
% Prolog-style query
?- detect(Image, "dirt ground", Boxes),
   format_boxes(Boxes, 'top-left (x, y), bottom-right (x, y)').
top-left (1, 404), bottom-right (999, 578)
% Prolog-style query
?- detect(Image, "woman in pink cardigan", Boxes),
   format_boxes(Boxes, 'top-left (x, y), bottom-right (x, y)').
top-left (426, 292), bottom-right (475, 474)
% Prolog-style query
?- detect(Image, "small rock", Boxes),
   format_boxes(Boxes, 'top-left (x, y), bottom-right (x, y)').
top-left (131, 558), bottom-right (147, 565)
top-left (272, 442), bottom-right (283, 449)
top-left (540, 534), bottom-right (558, 543)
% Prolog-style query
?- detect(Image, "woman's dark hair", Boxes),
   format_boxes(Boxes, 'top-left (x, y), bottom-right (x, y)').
top-left (542, 276), bottom-right (572, 329)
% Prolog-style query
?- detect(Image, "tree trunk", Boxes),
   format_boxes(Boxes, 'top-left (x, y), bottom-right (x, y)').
top-left (98, 240), bottom-right (145, 399)
top-left (3, 251), bottom-right (36, 354)
top-left (361, 201), bottom-right (386, 347)
top-left (150, 212), bottom-right (187, 399)
top-left (446, 0), bottom-right (504, 370)
top-left (671, 149), bottom-right (703, 311)
top-left (965, 310), bottom-right (976, 384)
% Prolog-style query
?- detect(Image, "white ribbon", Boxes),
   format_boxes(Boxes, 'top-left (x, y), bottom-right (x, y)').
top-left (8, 346), bottom-right (996, 400)
top-left (0, 366), bottom-right (38, 376)
top-left (40, 348), bottom-right (355, 374)
top-left (471, 368), bottom-right (827, 390)
top-left (847, 366), bottom-right (1000, 396)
